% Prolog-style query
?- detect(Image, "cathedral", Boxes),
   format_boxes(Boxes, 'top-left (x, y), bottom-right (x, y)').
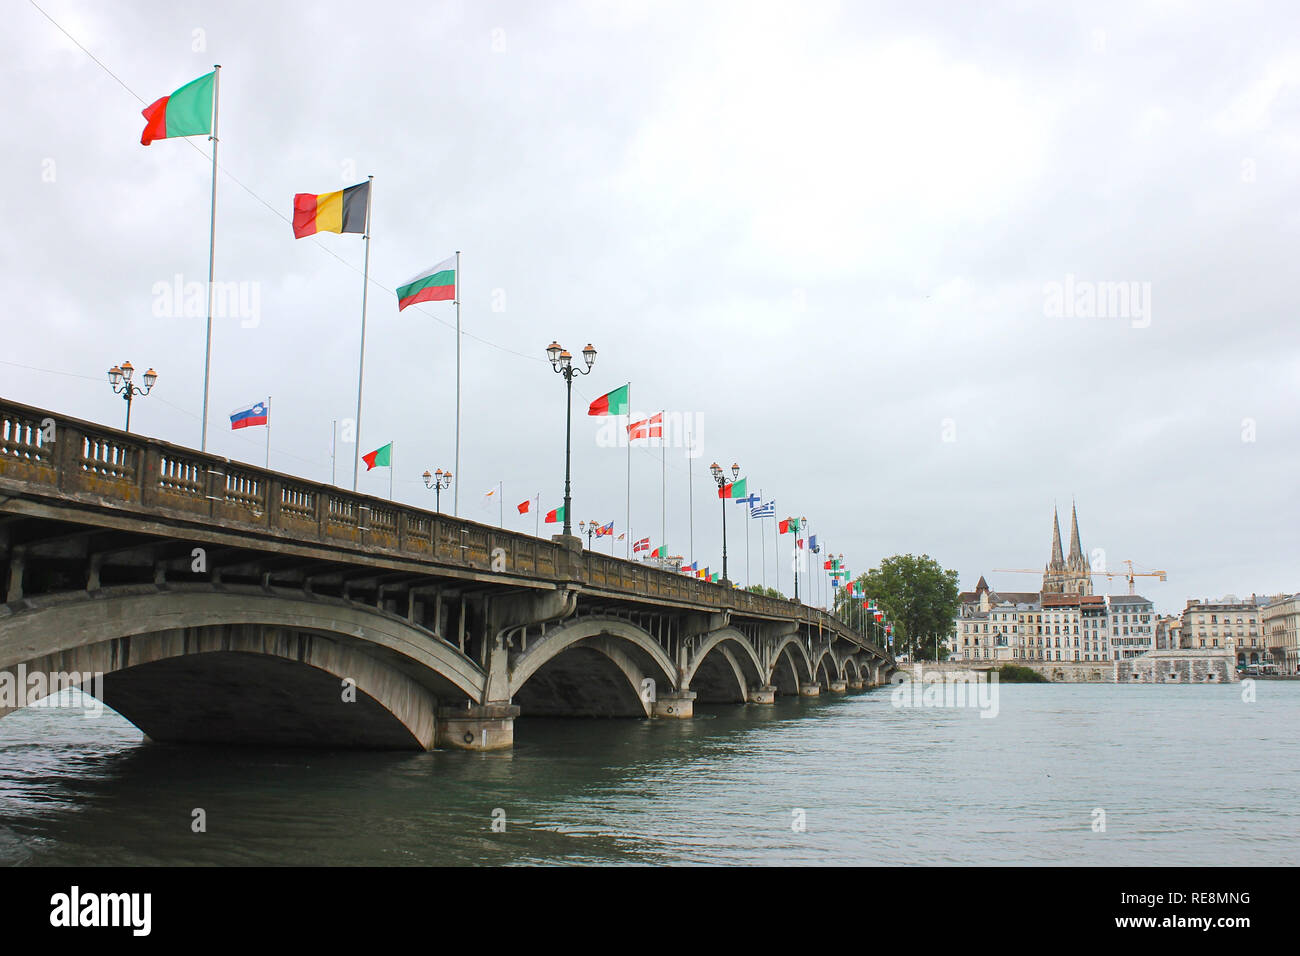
top-left (1042, 502), bottom-right (1093, 596)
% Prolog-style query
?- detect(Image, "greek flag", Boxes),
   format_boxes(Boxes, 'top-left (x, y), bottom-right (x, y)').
top-left (751, 499), bottom-right (775, 519)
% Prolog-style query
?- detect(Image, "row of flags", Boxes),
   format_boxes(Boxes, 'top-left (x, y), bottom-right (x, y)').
top-left (145, 73), bottom-right (455, 315)
top-left (139, 74), bottom-right (866, 604)
top-left (142, 69), bottom-right (465, 498)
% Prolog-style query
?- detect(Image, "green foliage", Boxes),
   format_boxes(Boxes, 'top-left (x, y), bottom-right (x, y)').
top-left (747, 584), bottom-right (785, 599)
top-left (834, 554), bottom-right (960, 660)
top-left (998, 664), bottom-right (1048, 683)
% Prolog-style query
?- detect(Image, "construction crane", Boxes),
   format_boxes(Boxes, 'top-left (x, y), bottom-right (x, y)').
top-left (991, 560), bottom-right (1167, 595)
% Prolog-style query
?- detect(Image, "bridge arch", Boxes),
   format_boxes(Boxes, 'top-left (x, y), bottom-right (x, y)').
top-left (0, 584), bottom-right (487, 749)
top-left (842, 656), bottom-right (862, 682)
top-left (813, 647), bottom-right (844, 687)
top-left (768, 635), bottom-right (814, 695)
top-left (682, 628), bottom-right (766, 703)
top-left (508, 614), bottom-right (678, 717)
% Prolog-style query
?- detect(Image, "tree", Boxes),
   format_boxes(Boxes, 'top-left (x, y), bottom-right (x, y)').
top-left (835, 554), bottom-right (959, 660)
top-left (747, 584), bottom-right (784, 599)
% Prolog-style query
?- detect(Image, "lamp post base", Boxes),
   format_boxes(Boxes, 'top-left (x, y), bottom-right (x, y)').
top-left (551, 534), bottom-right (583, 552)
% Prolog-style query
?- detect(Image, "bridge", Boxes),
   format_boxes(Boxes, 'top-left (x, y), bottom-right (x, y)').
top-left (0, 397), bottom-right (893, 751)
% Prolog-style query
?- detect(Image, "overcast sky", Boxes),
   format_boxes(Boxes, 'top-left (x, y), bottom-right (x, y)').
top-left (5, 0), bottom-right (1298, 614)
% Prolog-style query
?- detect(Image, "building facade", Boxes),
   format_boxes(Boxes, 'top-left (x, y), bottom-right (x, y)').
top-left (1263, 594), bottom-right (1300, 674)
top-left (1177, 596), bottom-right (1268, 666)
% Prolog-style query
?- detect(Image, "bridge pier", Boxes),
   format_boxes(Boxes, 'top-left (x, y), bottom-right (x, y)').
top-left (748, 684), bottom-right (776, 704)
top-left (828, 679), bottom-right (847, 693)
top-left (652, 691), bottom-right (695, 719)
top-left (435, 703), bottom-right (520, 751)
top-left (799, 682), bottom-right (821, 697)
top-left (847, 678), bottom-right (865, 691)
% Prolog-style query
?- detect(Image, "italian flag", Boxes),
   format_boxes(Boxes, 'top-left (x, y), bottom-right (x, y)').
top-left (588, 384), bottom-right (630, 416)
top-left (140, 71), bottom-right (215, 146)
top-left (362, 443), bottom-right (392, 470)
top-left (397, 255), bottom-right (456, 311)
top-left (545, 505), bottom-right (565, 523)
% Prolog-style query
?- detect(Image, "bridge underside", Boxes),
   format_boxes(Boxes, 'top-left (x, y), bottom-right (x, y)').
top-left (103, 652), bottom-right (424, 749)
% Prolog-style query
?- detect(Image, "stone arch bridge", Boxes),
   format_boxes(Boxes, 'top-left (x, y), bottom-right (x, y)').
top-left (0, 398), bottom-right (892, 750)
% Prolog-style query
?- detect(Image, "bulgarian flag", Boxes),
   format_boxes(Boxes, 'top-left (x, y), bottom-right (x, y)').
top-left (588, 384), bottom-right (630, 416)
top-left (140, 71), bottom-right (215, 145)
top-left (545, 506), bottom-right (565, 523)
top-left (362, 442), bottom-right (392, 470)
top-left (397, 255), bottom-right (455, 311)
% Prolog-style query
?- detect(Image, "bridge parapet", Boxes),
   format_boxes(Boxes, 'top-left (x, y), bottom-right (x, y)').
top-left (0, 396), bottom-right (889, 662)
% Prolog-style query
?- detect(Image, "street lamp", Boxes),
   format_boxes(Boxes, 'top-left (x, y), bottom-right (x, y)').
top-left (107, 361), bottom-right (157, 433)
top-left (422, 468), bottom-right (452, 513)
top-left (709, 461), bottom-right (739, 585)
top-left (547, 340), bottom-right (596, 539)
top-left (791, 512), bottom-right (808, 603)
top-left (579, 519), bottom-right (600, 550)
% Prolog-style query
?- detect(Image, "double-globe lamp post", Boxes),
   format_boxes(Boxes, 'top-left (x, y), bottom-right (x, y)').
top-left (709, 461), bottom-right (739, 585)
top-left (547, 341), bottom-right (596, 540)
top-left (421, 468), bottom-right (452, 513)
top-left (578, 520), bottom-right (599, 550)
top-left (107, 361), bottom-right (157, 433)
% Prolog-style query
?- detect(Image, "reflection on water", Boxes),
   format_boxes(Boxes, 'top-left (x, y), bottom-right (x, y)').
top-left (2, 684), bottom-right (1297, 865)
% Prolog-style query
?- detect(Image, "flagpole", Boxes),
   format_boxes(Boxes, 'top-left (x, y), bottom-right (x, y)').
top-left (199, 64), bottom-right (221, 452)
top-left (453, 250), bottom-right (461, 516)
top-left (389, 440), bottom-right (394, 501)
top-left (660, 409), bottom-right (665, 556)
top-left (687, 429), bottom-right (695, 566)
top-left (331, 419), bottom-right (337, 486)
top-left (745, 499), bottom-right (751, 589)
top-left (265, 395), bottom-right (271, 469)
top-left (351, 174), bottom-right (374, 492)
top-left (624, 384), bottom-right (631, 560)
top-left (760, 488), bottom-right (766, 591)
top-left (499, 480), bottom-right (503, 528)
top-left (773, 503), bottom-right (780, 596)
top-left (534, 493), bottom-right (539, 538)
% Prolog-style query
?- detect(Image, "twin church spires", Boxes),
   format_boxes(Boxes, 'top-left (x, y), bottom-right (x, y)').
top-left (1042, 501), bottom-right (1093, 595)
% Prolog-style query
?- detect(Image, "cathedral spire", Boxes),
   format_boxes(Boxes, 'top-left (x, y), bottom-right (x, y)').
top-left (1049, 506), bottom-right (1064, 569)
top-left (1068, 498), bottom-right (1083, 563)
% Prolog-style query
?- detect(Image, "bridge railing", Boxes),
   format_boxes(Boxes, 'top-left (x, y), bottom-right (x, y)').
top-left (0, 396), bottom-right (886, 658)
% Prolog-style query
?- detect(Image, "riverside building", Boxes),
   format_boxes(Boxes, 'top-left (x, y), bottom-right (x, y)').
top-left (951, 505), bottom-right (1154, 663)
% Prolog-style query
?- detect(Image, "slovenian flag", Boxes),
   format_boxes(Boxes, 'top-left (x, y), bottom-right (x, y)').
top-left (230, 400), bottom-right (269, 429)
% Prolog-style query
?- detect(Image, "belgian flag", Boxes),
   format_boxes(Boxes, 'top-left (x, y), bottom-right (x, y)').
top-left (292, 181), bottom-right (370, 238)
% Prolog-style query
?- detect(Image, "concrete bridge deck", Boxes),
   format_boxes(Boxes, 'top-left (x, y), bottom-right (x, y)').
top-left (0, 396), bottom-right (893, 750)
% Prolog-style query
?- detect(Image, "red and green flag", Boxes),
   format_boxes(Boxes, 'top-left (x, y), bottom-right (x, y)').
top-left (292, 181), bottom-right (371, 238)
top-left (718, 477), bottom-right (747, 499)
top-left (780, 517), bottom-right (801, 534)
top-left (588, 384), bottom-right (630, 416)
top-left (362, 442), bottom-right (392, 470)
top-left (545, 505), bottom-right (565, 523)
top-left (140, 71), bottom-right (215, 146)
top-left (651, 546), bottom-right (665, 558)
top-left (397, 255), bottom-right (455, 311)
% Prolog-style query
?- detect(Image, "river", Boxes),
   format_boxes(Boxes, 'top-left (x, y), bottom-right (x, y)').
top-left (1, 682), bottom-right (1294, 865)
